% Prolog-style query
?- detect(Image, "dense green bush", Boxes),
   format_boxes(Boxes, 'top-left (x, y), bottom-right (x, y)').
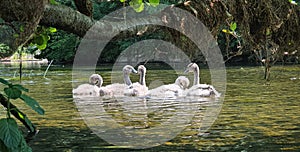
top-left (34, 30), bottom-right (80, 64)
top-left (0, 43), bottom-right (11, 59)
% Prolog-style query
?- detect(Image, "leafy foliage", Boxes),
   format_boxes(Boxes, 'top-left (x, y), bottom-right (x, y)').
top-left (230, 22), bottom-right (237, 32)
top-left (20, 94), bottom-right (45, 115)
top-left (35, 0), bottom-right (173, 64)
top-left (0, 43), bottom-right (11, 59)
top-left (129, 0), bottom-right (144, 12)
top-left (0, 78), bottom-right (10, 85)
top-left (222, 22), bottom-right (237, 35)
top-left (93, 1), bottom-right (122, 20)
top-left (34, 30), bottom-right (80, 63)
top-left (100, 28), bottom-right (167, 63)
top-left (0, 118), bottom-right (32, 152)
top-left (119, 0), bottom-right (160, 12)
top-left (15, 0), bottom-right (298, 65)
top-left (0, 78), bottom-right (44, 151)
top-left (30, 26), bottom-right (57, 50)
top-left (218, 23), bottom-right (244, 63)
top-left (0, 118), bottom-right (22, 149)
top-left (149, 0), bottom-right (160, 7)
top-left (0, 119), bottom-right (32, 152)
top-left (4, 87), bottom-right (22, 100)
top-left (49, 0), bottom-right (59, 5)
top-left (0, 78), bottom-right (45, 115)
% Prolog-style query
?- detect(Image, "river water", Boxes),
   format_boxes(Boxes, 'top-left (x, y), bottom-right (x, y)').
top-left (0, 62), bottom-right (299, 151)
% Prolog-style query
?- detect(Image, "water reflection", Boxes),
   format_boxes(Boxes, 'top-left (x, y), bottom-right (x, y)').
top-left (1, 64), bottom-right (300, 151)
top-left (73, 93), bottom-right (222, 149)
top-left (0, 60), bottom-right (48, 69)
top-left (0, 61), bottom-right (48, 79)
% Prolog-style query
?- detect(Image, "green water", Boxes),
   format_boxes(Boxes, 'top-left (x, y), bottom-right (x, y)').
top-left (0, 63), bottom-right (299, 151)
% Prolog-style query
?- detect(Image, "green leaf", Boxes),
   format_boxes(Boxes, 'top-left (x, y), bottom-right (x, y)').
top-left (18, 137), bottom-right (32, 152)
top-left (4, 87), bottom-right (22, 99)
top-left (37, 43), bottom-right (47, 50)
top-left (23, 116), bottom-right (35, 132)
top-left (149, 0), bottom-right (159, 7)
top-left (20, 25), bottom-right (24, 32)
top-left (12, 84), bottom-right (29, 92)
top-left (120, 0), bottom-right (126, 2)
top-left (16, 110), bottom-right (35, 132)
top-left (33, 35), bottom-right (44, 45)
top-left (13, 34), bottom-right (19, 38)
top-left (50, 0), bottom-right (59, 5)
top-left (230, 22), bottom-right (237, 31)
top-left (0, 78), bottom-right (10, 86)
top-left (135, 3), bottom-right (144, 12)
top-left (20, 94), bottom-right (45, 115)
top-left (129, 0), bottom-right (144, 12)
top-left (0, 140), bottom-right (9, 152)
top-left (0, 118), bottom-right (22, 149)
top-left (17, 112), bottom-right (24, 120)
top-left (48, 27), bottom-right (57, 33)
top-left (266, 28), bottom-right (271, 36)
top-left (33, 34), bottom-right (48, 50)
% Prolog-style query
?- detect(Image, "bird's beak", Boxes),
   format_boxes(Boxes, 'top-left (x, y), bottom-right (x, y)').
top-left (184, 69), bottom-right (189, 74)
top-left (132, 69), bottom-right (138, 74)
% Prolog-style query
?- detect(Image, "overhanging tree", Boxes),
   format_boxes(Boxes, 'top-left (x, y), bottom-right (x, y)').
top-left (0, 0), bottom-right (300, 65)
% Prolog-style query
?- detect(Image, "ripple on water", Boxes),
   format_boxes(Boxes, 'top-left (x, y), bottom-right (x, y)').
top-left (72, 94), bottom-right (222, 149)
top-left (1, 65), bottom-right (299, 151)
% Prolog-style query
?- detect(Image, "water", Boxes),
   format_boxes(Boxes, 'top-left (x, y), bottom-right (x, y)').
top-left (0, 63), bottom-right (299, 151)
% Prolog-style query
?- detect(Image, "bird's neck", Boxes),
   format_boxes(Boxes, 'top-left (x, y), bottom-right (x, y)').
top-left (95, 80), bottom-right (102, 87)
top-left (139, 71), bottom-right (146, 86)
top-left (96, 83), bottom-right (101, 88)
top-left (193, 67), bottom-right (200, 85)
top-left (123, 73), bottom-right (132, 86)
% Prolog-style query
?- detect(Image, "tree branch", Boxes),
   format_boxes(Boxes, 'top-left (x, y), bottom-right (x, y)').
top-left (40, 4), bottom-right (164, 38)
top-left (40, 4), bottom-right (95, 37)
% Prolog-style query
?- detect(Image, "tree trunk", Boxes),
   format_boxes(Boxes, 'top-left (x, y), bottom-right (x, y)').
top-left (0, 0), bottom-right (48, 56)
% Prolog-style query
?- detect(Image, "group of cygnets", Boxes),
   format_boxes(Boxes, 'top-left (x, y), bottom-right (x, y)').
top-left (73, 63), bottom-right (220, 98)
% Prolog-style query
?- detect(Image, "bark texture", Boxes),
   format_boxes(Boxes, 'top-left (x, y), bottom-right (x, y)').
top-left (0, 0), bottom-right (47, 57)
top-left (40, 4), bottom-right (95, 37)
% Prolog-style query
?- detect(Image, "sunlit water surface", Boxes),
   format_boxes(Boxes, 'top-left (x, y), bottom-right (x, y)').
top-left (0, 63), bottom-right (299, 151)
